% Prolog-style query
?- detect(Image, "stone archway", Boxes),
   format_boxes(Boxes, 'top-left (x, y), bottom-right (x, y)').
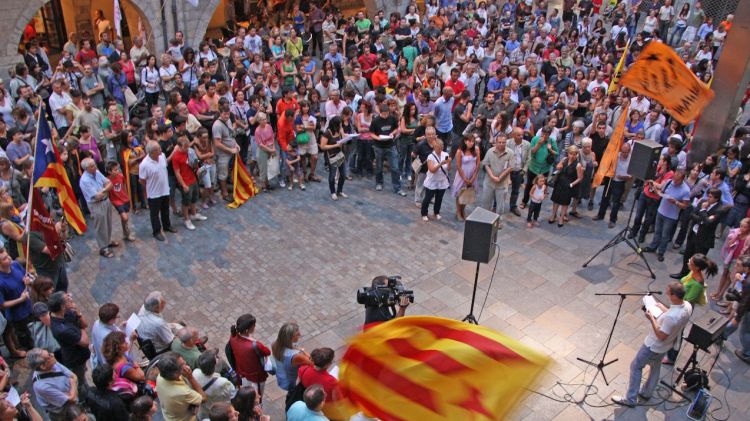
top-left (181, 0), bottom-right (222, 50)
top-left (0, 0), bottom-right (162, 77)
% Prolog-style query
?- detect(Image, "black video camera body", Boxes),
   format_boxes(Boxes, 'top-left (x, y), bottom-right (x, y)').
top-left (357, 276), bottom-right (415, 308)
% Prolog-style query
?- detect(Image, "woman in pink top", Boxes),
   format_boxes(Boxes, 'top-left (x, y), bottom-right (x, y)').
top-left (120, 51), bottom-right (137, 92)
top-left (254, 112), bottom-right (276, 192)
top-left (713, 217), bottom-right (750, 304)
top-left (77, 125), bottom-right (102, 164)
top-left (188, 87), bottom-right (213, 128)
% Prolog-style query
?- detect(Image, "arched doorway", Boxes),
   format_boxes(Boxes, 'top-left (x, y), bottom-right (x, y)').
top-left (15, 0), bottom-right (155, 61)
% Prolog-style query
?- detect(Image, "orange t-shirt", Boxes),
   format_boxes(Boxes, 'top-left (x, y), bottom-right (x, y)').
top-left (371, 69), bottom-right (389, 87)
top-left (276, 114), bottom-right (294, 151)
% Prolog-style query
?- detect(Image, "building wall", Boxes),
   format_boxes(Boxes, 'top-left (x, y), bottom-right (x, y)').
top-left (0, 0), bottom-right (222, 78)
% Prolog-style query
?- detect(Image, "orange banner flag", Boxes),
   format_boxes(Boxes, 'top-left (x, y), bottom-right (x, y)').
top-left (592, 102), bottom-right (630, 188)
top-left (619, 41), bottom-right (714, 125)
top-left (226, 156), bottom-right (258, 208)
top-left (329, 316), bottom-right (550, 421)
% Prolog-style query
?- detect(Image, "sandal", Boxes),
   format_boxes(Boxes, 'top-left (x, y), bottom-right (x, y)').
top-left (308, 175), bottom-right (322, 182)
top-left (569, 211), bottom-right (581, 218)
top-left (710, 292), bottom-right (720, 300)
top-left (100, 248), bottom-right (114, 258)
top-left (109, 241), bottom-right (120, 248)
top-left (548, 218), bottom-right (556, 224)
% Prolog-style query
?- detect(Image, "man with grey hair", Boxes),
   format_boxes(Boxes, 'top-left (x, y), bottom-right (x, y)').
top-left (78, 157), bottom-right (115, 258)
top-left (136, 291), bottom-right (175, 355)
top-left (156, 352), bottom-right (206, 420)
top-left (171, 326), bottom-right (201, 369)
top-left (139, 141), bottom-right (174, 241)
top-left (28, 347), bottom-right (79, 420)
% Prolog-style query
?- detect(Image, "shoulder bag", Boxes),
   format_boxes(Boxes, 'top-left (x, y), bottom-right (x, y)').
top-left (327, 131), bottom-right (345, 167)
top-left (431, 152), bottom-right (451, 184)
top-left (252, 340), bottom-right (276, 375)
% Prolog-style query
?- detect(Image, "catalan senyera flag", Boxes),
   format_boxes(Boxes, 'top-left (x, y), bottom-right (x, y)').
top-left (328, 316), bottom-right (550, 421)
top-left (592, 102), bottom-right (630, 188)
top-left (619, 41), bottom-right (714, 124)
top-left (33, 106), bottom-right (87, 234)
top-left (226, 156), bottom-right (259, 208)
top-left (608, 39), bottom-right (630, 94)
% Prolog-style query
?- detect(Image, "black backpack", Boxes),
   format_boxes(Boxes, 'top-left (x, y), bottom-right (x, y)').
top-left (285, 381), bottom-right (306, 411)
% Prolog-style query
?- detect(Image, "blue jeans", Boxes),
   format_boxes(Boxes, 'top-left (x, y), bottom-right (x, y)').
top-left (373, 145), bottom-right (401, 192)
top-left (649, 213), bottom-right (679, 255)
top-left (398, 140), bottom-right (415, 179)
top-left (669, 26), bottom-right (687, 46)
top-left (741, 315), bottom-right (750, 359)
top-left (626, 344), bottom-right (664, 403)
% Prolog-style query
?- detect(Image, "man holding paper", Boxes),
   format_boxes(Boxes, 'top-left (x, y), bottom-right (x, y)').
top-left (612, 282), bottom-right (691, 408)
top-left (370, 105), bottom-right (404, 195)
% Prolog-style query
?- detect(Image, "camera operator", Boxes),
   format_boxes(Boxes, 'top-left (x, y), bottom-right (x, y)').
top-left (362, 276), bottom-right (411, 327)
top-left (720, 256), bottom-right (750, 364)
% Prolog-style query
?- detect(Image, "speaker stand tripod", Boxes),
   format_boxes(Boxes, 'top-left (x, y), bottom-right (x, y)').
top-left (660, 344), bottom-right (703, 401)
top-left (577, 292), bottom-right (652, 386)
top-left (462, 262), bottom-right (481, 324)
top-left (582, 191), bottom-right (656, 279)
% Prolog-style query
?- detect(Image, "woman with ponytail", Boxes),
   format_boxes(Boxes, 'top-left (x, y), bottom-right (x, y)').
top-left (663, 253), bottom-right (718, 364)
top-left (228, 314), bottom-right (271, 398)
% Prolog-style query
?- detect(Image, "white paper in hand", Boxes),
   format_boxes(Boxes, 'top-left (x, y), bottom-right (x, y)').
top-left (6, 386), bottom-right (20, 407)
top-left (125, 313), bottom-right (141, 338)
top-left (643, 295), bottom-right (664, 318)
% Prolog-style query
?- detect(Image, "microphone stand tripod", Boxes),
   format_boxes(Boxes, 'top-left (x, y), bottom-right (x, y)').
top-left (577, 292), bottom-right (656, 388)
top-left (582, 186), bottom-right (656, 279)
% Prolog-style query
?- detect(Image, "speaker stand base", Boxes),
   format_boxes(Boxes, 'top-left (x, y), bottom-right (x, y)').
top-left (462, 262), bottom-right (481, 325)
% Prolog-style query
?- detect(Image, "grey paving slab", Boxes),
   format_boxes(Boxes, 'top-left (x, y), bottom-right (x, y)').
top-left (15, 174), bottom-right (744, 421)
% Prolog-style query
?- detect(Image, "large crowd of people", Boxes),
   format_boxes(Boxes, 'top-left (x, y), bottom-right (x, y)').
top-left (0, 0), bottom-right (749, 420)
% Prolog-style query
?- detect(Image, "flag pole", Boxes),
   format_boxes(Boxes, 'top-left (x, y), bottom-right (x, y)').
top-left (24, 103), bottom-right (45, 273)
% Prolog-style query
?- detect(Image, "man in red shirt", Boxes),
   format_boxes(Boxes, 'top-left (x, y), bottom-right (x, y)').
top-left (275, 87), bottom-right (299, 117)
top-left (444, 68), bottom-right (465, 100)
top-left (298, 348), bottom-right (339, 403)
top-left (75, 40), bottom-right (98, 66)
top-left (276, 109), bottom-right (296, 188)
top-left (106, 161), bottom-right (135, 241)
top-left (172, 136), bottom-right (207, 230)
top-left (358, 48), bottom-right (378, 83)
top-left (371, 60), bottom-right (389, 88)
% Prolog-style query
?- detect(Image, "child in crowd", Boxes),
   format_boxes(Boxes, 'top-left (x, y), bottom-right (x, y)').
top-left (527, 174), bottom-right (547, 228)
top-left (285, 142), bottom-right (305, 191)
top-left (106, 161), bottom-right (135, 241)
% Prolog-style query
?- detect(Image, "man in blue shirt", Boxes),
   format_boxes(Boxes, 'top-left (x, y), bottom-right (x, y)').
top-left (79, 157), bottom-right (116, 257)
top-left (287, 384), bottom-right (329, 421)
top-left (433, 87), bottom-right (455, 151)
top-left (0, 247), bottom-right (34, 355)
top-left (644, 169), bottom-right (691, 261)
top-left (28, 347), bottom-right (79, 418)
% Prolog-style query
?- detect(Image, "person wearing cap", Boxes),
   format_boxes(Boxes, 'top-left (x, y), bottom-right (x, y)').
top-left (29, 301), bottom-right (61, 360)
top-left (0, 246), bottom-right (35, 357)
top-left (79, 157), bottom-right (116, 257)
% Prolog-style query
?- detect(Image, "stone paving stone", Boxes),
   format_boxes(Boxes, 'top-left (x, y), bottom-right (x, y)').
top-left (34, 175), bottom-right (747, 420)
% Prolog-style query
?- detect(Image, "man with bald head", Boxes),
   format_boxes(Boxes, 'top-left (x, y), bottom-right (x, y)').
top-left (79, 157), bottom-right (115, 257)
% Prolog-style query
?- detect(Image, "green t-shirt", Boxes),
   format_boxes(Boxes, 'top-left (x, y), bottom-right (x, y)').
top-left (171, 340), bottom-right (201, 369)
top-left (528, 135), bottom-right (558, 175)
top-left (681, 274), bottom-right (706, 305)
top-left (356, 18), bottom-right (372, 33)
top-left (402, 45), bottom-right (419, 72)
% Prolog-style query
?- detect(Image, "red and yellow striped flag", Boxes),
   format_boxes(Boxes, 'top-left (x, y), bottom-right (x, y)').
top-left (592, 102), bottom-right (630, 188)
top-left (327, 316), bottom-right (550, 421)
top-left (226, 157), bottom-right (258, 208)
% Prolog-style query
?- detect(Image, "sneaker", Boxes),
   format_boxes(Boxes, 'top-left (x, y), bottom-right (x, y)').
top-left (435, 214), bottom-right (442, 220)
top-left (376, 184), bottom-right (383, 191)
top-left (397, 190), bottom-right (407, 197)
top-left (422, 216), bottom-right (429, 222)
top-left (279, 180), bottom-right (287, 187)
top-left (407, 175), bottom-right (412, 181)
top-left (331, 193), bottom-right (338, 200)
top-left (184, 220), bottom-right (196, 231)
top-left (610, 395), bottom-right (635, 408)
top-left (339, 192), bottom-right (348, 198)
top-left (288, 185), bottom-right (293, 190)
top-left (192, 213), bottom-right (208, 221)
top-left (301, 184), bottom-right (306, 191)
top-left (154, 233), bottom-right (166, 241)
top-left (201, 203), bottom-right (209, 209)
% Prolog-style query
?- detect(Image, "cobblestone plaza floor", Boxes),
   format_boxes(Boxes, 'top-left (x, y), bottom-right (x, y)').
top-left (61, 175), bottom-right (750, 420)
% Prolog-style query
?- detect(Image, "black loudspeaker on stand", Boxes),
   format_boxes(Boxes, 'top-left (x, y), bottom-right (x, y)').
top-left (461, 208), bottom-right (499, 324)
top-left (582, 140), bottom-right (662, 279)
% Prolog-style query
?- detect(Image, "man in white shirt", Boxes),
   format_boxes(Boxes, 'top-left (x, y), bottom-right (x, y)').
top-left (586, 71), bottom-right (608, 94)
top-left (139, 141), bottom-right (175, 241)
top-left (437, 53), bottom-right (458, 83)
top-left (48, 80), bottom-right (73, 134)
top-left (630, 94), bottom-right (651, 117)
top-left (612, 282), bottom-right (691, 407)
top-left (611, 18), bottom-right (628, 40)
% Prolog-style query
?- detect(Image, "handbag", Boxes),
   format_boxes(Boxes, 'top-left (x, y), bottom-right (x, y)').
top-left (267, 154), bottom-right (280, 180)
top-left (124, 87), bottom-right (138, 107)
top-left (252, 340), bottom-right (276, 375)
top-left (295, 131), bottom-right (310, 145)
top-left (329, 151), bottom-right (345, 168)
top-left (411, 156), bottom-right (423, 173)
top-left (458, 186), bottom-right (476, 205)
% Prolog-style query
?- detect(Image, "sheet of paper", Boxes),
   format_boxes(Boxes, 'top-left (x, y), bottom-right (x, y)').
top-left (125, 313), bottom-right (141, 338)
top-left (643, 295), bottom-right (663, 318)
top-left (328, 365), bottom-right (340, 380)
top-left (337, 134), bottom-right (357, 144)
top-left (378, 134), bottom-right (394, 140)
top-left (6, 386), bottom-right (20, 407)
